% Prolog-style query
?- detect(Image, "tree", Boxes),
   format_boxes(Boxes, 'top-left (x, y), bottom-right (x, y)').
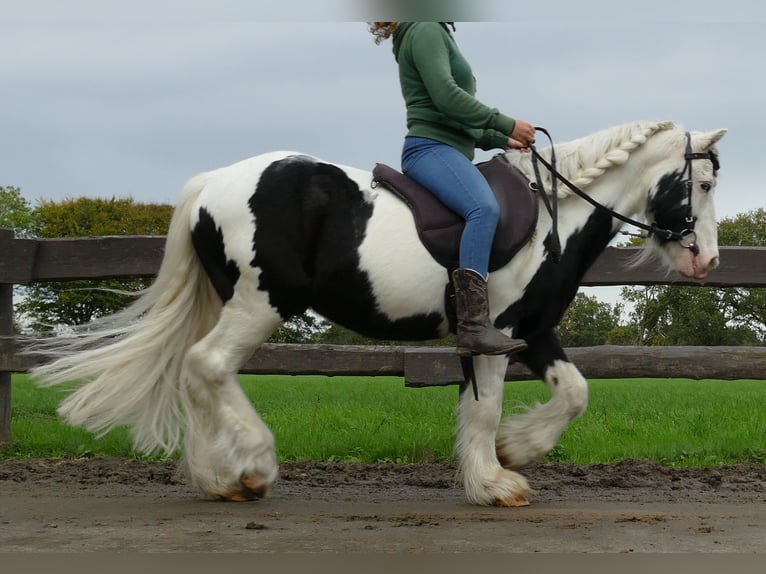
top-left (621, 208), bottom-right (766, 345)
top-left (556, 292), bottom-right (623, 347)
top-left (268, 312), bottom-right (330, 343)
top-left (0, 186), bottom-right (36, 236)
top-left (716, 208), bottom-right (766, 341)
top-left (1, 186), bottom-right (38, 333)
top-left (620, 285), bottom-right (761, 345)
top-left (16, 197), bottom-right (173, 332)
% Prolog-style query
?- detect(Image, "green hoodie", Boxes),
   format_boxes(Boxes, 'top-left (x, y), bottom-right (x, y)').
top-left (392, 22), bottom-right (516, 160)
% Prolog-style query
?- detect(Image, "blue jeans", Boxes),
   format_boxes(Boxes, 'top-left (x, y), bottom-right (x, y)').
top-left (402, 136), bottom-right (499, 277)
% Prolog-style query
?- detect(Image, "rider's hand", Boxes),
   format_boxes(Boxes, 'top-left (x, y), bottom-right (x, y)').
top-left (510, 119), bottom-right (536, 148)
top-left (507, 137), bottom-right (529, 150)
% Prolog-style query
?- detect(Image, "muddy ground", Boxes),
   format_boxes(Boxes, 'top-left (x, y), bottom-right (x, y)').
top-left (0, 457), bottom-right (764, 553)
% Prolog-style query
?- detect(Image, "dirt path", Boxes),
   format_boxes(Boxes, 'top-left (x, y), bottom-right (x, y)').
top-left (1, 457), bottom-right (764, 553)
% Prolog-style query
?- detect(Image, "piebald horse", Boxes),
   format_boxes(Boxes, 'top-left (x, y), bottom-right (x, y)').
top-left (32, 120), bottom-right (725, 506)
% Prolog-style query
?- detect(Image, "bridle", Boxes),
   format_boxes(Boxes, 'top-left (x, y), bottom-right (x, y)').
top-left (527, 127), bottom-right (717, 261)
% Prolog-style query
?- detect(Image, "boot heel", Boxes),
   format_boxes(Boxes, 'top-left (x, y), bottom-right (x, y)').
top-left (451, 268), bottom-right (527, 357)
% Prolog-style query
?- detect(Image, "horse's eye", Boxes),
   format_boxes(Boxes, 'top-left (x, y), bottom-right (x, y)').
top-left (700, 182), bottom-right (712, 192)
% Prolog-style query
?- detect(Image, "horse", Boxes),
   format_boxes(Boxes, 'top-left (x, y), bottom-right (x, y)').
top-left (31, 120), bottom-right (726, 506)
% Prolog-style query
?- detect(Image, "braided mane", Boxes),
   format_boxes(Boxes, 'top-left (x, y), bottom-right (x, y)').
top-left (506, 121), bottom-right (676, 198)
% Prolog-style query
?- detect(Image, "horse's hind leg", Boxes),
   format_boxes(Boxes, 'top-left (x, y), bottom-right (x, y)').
top-left (456, 355), bottom-right (532, 506)
top-left (181, 272), bottom-right (285, 500)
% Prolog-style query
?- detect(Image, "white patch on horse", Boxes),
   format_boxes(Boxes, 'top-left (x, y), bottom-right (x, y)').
top-left (357, 182), bottom-right (450, 328)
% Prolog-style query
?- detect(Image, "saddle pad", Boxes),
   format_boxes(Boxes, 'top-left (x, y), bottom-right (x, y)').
top-left (372, 156), bottom-right (538, 272)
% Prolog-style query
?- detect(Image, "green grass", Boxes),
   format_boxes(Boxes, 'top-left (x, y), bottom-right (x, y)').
top-left (546, 379), bottom-right (766, 466)
top-left (2, 374), bottom-right (765, 467)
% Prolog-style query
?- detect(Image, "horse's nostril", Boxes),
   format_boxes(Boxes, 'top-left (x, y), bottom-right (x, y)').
top-left (710, 256), bottom-right (720, 269)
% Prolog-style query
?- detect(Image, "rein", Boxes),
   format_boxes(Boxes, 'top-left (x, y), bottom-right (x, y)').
top-left (528, 127), bottom-right (709, 260)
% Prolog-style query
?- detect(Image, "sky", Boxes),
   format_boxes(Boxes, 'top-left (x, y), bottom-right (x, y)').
top-left (2, 1), bottom-right (764, 221)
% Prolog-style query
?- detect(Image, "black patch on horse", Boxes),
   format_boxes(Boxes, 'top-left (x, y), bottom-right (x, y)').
top-left (191, 207), bottom-right (241, 303)
top-left (648, 170), bottom-right (690, 245)
top-left (249, 156), bottom-right (444, 340)
top-left (496, 209), bottom-right (616, 372)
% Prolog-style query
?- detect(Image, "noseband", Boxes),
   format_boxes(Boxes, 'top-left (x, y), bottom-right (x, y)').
top-left (528, 128), bottom-right (717, 260)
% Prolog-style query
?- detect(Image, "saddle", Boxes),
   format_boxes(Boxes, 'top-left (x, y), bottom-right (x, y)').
top-left (372, 155), bottom-right (539, 272)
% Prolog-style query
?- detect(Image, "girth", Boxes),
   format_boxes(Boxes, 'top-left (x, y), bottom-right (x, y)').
top-left (371, 155), bottom-right (538, 272)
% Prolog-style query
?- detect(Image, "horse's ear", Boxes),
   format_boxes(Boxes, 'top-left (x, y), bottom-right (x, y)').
top-left (697, 128), bottom-right (727, 150)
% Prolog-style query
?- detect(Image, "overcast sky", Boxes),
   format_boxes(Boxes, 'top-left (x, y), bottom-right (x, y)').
top-left (2, 1), bottom-right (764, 227)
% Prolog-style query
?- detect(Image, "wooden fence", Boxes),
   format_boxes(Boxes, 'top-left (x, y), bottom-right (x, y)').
top-left (2, 227), bottom-right (766, 442)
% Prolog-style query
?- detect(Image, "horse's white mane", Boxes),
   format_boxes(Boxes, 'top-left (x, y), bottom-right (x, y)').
top-left (506, 121), bottom-right (677, 198)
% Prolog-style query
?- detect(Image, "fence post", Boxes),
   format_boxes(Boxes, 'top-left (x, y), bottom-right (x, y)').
top-left (0, 229), bottom-right (14, 443)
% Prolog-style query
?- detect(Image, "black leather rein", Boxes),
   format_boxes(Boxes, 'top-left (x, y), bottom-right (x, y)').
top-left (527, 127), bottom-right (713, 260)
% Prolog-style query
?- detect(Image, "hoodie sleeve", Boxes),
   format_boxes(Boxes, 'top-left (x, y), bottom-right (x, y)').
top-left (475, 128), bottom-right (512, 151)
top-left (408, 23), bottom-right (516, 134)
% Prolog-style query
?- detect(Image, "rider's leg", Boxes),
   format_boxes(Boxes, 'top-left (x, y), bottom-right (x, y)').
top-left (402, 137), bottom-right (527, 356)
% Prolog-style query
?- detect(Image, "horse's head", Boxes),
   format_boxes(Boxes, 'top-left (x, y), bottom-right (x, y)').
top-left (646, 128), bottom-right (727, 280)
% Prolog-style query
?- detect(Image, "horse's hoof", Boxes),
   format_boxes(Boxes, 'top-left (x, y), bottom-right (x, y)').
top-left (496, 494), bottom-right (530, 507)
top-left (222, 473), bottom-right (272, 501)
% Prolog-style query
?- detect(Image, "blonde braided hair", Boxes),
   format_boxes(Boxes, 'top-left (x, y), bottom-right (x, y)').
top-left (510, 121), bottom-right (675, 197)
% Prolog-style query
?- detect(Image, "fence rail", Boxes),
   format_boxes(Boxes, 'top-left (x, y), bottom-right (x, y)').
top-left (1, 228), bottom-right (765, 442)
top-left (4, 338), bottom-right (766, 385)
top-left (3, 230), bottom-right (766, 286)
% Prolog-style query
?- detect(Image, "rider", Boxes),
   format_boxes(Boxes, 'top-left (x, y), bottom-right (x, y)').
top-left (369, 22), bottom-right (535, 356)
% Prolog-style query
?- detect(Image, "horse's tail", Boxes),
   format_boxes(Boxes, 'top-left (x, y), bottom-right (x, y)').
top-left (30, 172), bottom-right (221, 455)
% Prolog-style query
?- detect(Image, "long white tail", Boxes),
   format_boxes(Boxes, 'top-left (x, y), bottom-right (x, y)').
top-left (30, 173), bottom-right (221, 455)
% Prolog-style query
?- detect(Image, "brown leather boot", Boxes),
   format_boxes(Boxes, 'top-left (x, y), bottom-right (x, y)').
top-left (452, 268), bottom-right (528, 357)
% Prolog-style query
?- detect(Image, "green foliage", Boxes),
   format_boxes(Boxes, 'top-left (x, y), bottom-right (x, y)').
top-left (557, 292), bottom-right (623, 347)
top-left (33, 196), bottom-right (172, 237)
top-left (602, 324), bottom-right (643, 345)
top-left (16, 197), bottom-right (173, 332)
top-left (268, 313), bottom-right (330, 343)
top-left (718, 207), bottom-right (766, 246)
top-left (620, 208), bottom-right (766, 346)
top-left (2, 187), bottom-right (38, 333)
top-left (621, 285), bottom-right (762, 345)
top-left (0, 186), bottom-right (36, 237)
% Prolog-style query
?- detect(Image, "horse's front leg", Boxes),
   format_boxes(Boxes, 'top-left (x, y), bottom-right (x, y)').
top-left (456, 354), bottom-right (532, 507)
top-left (496, 330), bottom-right (589, 469)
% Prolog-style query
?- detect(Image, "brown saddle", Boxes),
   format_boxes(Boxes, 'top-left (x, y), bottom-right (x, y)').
top-left (372, 155), bottom-right (539, 272)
